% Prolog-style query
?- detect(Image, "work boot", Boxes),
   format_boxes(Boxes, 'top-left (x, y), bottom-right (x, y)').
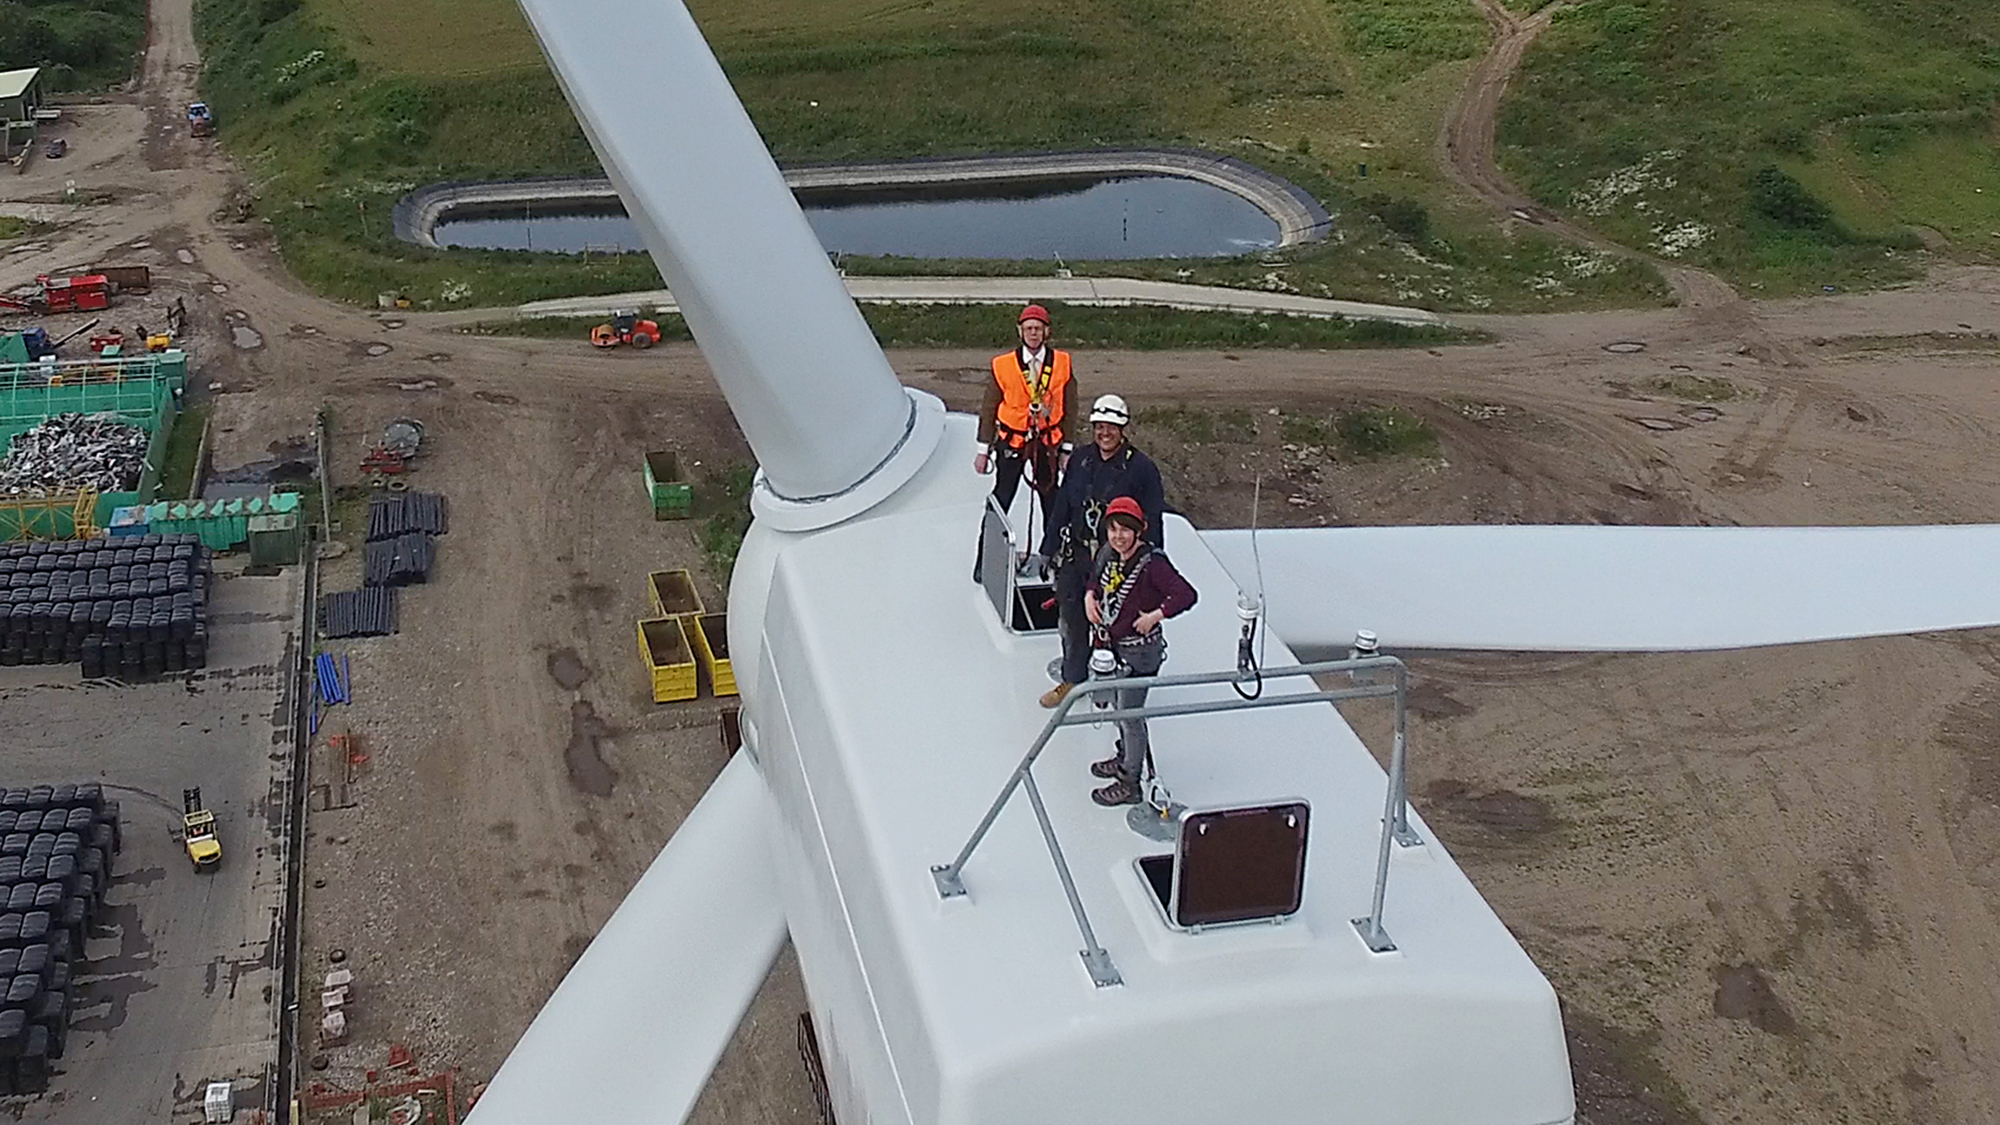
top-left (1039, 682), bottom-right (1076, 709)
top-left (1091, 740), bottom-right (1125, 778)
top-left (1092, 775), bottom-right (1142, 807)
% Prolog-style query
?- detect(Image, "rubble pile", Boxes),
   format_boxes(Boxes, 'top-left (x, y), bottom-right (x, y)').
top-left (0, 415), bottom-right (150, 497)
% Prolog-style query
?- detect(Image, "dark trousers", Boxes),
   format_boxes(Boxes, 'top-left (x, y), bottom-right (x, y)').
top-left (991, 448), bottom-right (1057, 534)
top-left (1057, 562), bottom-right (1091, 685)
top-left (1114, 635), bottom-right (1167, 781)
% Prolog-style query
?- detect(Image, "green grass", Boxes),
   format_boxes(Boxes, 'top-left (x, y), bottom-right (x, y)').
top-left (157, 401), bottom-right (212, 501)
top-left (0, 0), bottom-right (148, 90)
top-left (693, 465), bottom-right (755, 585)
top-left (462, 302), bottom-right (1488, 351)
top-left (1138, 406), bottom-right (1261, 444)
top-left (1280, 404), bottom-right (1438, 458)
top-left (194, 0), bottom-right (1676, 312)
top-left (1498, 0), bottom-right (2000, 292)
top-left (0, 217), bottom-right (29, 241)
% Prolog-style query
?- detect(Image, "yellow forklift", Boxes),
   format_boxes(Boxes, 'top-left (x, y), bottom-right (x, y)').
top-left (183, 788), bottom-right (221, 871)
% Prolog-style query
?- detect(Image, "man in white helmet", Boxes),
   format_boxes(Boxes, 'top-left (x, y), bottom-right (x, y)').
top-left (1034, 393), bottom-right (1166, 708)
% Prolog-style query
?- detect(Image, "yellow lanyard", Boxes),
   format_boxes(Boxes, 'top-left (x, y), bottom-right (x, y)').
top-left (1022, 349), bottom-right (1050, 405)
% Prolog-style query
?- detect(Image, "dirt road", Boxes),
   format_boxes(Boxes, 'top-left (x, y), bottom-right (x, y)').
top-left (6, 1), bottom-right (2000, 1122)
top-left (1440, 0), bottom-right (1747, 318)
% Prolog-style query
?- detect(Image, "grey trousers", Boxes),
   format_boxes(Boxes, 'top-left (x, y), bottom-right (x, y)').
top-left (1114, 636), bottom-right (1166, 781)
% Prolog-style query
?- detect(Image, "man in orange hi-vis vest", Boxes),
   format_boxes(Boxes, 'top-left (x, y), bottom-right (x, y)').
top-left (975, 304), bottom-right (1077, 542)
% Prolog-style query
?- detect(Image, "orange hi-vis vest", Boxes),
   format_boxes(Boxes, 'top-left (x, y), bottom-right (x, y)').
top-left (991, 348), bottom-right (1072, 450)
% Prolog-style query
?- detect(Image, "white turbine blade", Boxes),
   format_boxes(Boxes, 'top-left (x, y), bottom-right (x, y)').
top-left (514, 0), bottom-right (939, 523)
top-left (467, 752), bottom-right (786, 1125)
top-left (1201, 524), bottom-right (2000, 652)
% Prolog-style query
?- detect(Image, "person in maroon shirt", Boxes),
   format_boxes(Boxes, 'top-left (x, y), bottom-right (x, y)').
top-left (1083, 496), bottom-right (1198, 806)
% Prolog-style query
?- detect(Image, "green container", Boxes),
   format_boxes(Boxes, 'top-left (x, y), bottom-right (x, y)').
top-left (644, 451), bottom-right (692, 520)
top-left (0, 369), bottom-right (178, 541)
top-left (247, 510), bottom-right (303, 567)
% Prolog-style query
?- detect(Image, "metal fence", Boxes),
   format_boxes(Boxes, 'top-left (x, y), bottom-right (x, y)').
top-left (0, 359), bottom-right (184, 539)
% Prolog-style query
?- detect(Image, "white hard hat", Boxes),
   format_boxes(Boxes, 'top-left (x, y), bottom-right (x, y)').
top-left (1089, 394), bottom-right (1130, 426)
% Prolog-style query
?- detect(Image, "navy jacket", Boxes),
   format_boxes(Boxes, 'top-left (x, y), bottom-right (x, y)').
top-left (1040, 441), bottom-right (1165, 562)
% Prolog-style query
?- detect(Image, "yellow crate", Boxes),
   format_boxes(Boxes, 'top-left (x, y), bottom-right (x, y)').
top-left (647, 569), bottom-right (704, 619)
top-left (689, 613), bottom-right (736, 697)
top-left (637, 617), bottom-right (698, 703)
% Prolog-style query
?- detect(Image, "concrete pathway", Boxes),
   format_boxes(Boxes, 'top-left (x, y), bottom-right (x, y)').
top-left (500, 276), bottom-right (1446, 327)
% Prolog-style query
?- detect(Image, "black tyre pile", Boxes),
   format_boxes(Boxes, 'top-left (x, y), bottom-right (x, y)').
top-left (0, 783), bottom-right (121, 1095)
top-left (0, 536), bottom-right (214, 678)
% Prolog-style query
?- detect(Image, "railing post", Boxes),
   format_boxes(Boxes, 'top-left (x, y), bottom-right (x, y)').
top-left (1389, 661), bottom-right (1420, 848)
top-left (930, 692), bottom-right (1078, 898)
top-left (1020, 770), bottom-right (1120, 987)
top-left (1353, 722), bottom-right (1404, 953)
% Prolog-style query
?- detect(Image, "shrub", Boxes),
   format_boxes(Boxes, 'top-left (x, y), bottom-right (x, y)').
top-left (1361, 193), bottom-right (1431, 243)
top-left (1748, 166), bottom-right (1832, 230)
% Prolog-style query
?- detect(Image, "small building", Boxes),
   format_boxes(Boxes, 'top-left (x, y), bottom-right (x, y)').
top-left (1, 68), bottom-right (46, 160)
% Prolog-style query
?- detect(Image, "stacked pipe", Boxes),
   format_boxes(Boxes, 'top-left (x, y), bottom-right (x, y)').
top-left (366, 491), bottom-right (448, 540)
top-left (319, 588), bottom-right (397, 639)
top-left (310, 652), bottom-right (354, 737)
top-left (362, 533), bottom-right (434, 587)
top-left (0, 536), bottom-right (213, 678)
top-left (315, 652), bottom-right (351, 705)
top-left (0, 783), bottom-right (121, 1094)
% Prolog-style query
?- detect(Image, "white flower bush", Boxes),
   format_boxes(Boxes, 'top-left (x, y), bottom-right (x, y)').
top-left (1650, 221), bottom-right (1713, 257)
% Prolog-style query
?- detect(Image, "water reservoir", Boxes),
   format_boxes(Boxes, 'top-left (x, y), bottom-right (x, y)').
top-left (432, 175), bottom-right (1284, 260)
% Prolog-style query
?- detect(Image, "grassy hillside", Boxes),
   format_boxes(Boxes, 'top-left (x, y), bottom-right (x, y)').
top-left (0, 0), bottom-right (148, 90)
top-left (466, 302), bottom-right (1487, 350)
top-left (192, 0), bottom-right (1667, 313)
top-left (1500, 0), bottom-right (2000, 293)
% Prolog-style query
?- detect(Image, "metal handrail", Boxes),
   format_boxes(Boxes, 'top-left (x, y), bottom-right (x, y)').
top-left (931, 654), bottom-right (1419, 987)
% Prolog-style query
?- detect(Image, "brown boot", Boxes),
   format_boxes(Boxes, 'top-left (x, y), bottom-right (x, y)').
top-left (1039, 682), bottom-right (1076, 709)
top-left (1091, 740), bottom-right (1125, 778)
top-left (1092, 776), bottom-right (1142, 806)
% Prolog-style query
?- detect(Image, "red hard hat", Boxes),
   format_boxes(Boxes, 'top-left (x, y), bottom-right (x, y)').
top-left (1104, 495), bottom-right (1145, 529)
top-left (1018, 304), bottom-right (1051, 326)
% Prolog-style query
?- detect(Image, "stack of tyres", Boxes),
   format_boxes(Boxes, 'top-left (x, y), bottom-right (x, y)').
top-left (0, 535), bottom-right (213, 679)
top-left (0, 784), bottom-right (114, 1093)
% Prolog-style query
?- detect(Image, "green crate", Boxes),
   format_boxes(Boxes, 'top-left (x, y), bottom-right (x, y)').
top-left (644, 451), bottom-right (692, 520)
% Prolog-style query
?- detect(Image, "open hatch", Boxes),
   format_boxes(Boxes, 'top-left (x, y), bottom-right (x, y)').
top-left (1138, 801), bottom-right (1310, 930)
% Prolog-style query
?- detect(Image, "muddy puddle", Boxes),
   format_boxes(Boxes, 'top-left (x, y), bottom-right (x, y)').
top-left (565, 700), bottom-right (618, 797)
top-left (203, 440), bottom-right (315, 501)
top-left (1711, 963), bottom-right (1796, 1034)
top-left (546, 647), bottom-right (591, 691)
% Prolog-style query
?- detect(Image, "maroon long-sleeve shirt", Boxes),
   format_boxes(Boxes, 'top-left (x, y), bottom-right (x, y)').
top-left (1091, 547), bottom-right (1197, 641)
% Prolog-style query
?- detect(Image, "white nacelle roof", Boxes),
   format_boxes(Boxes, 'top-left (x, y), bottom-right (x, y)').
top-left (740, 414), bottom-right (1573, 1125)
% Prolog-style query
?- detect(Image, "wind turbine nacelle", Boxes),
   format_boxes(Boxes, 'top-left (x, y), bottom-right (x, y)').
top-left (727, 415), bottom-right (1575, 1125)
